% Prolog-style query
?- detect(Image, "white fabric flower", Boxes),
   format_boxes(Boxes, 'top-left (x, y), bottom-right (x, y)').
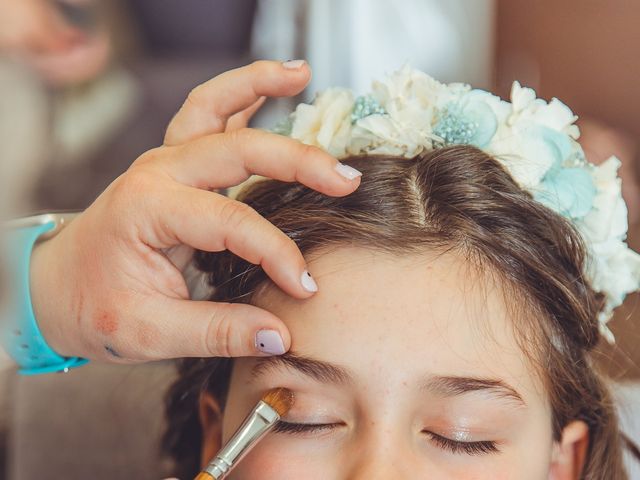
top-left (576, 156), bottom-right (640, 329)
top-left (508, 81), bottom-right (578, 138)
top-left (274, 66), bottom-right (640, 341)
top-left (487, 124), bottom-right (559, 189)
top-left (349, 114), bottom-right (429, 157)
top-left (371, 64), bottom-right (450, 112)
top-left (290, 88), bottom-right (354, 157)
top-left (580, 157), bottom-right (628, 242)
top-left (510, 81), bottom-right (537, 114)
top-left (488, 81), bottom-right (580, 189)
top-left (371, 65), bottom-right (452, 138)
top-left (346, 65), bottom-right (452, 157)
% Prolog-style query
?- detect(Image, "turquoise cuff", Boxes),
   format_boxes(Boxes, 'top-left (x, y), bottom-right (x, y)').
top-left (3, 220), bottom-right (88, 375)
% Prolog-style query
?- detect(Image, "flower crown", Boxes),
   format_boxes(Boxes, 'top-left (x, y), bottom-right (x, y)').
top-left (272, 65), bottom-right (640, 342)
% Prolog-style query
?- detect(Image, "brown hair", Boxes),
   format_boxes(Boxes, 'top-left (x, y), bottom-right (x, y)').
top-left (163, 145), bottom-right (634, 479)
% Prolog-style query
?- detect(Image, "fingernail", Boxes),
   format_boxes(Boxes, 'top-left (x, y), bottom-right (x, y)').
top-left (301, 269), bottom-right (318, 292)
top-left (255, 330), bottom-right (286, 355)
top-left (334, 162), bottom-right (363, 180)
top-left (282, 59), bottom-right (306, 69)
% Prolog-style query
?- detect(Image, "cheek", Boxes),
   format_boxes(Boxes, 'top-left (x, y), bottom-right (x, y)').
top-left (224, 436), bottom-right (554, 480)
top-left (230, 436), bottom-right (342, 480)
top-left (228, 452), bottom-right (551, 480)
top-left (229, 441), bottom-right (332, 480)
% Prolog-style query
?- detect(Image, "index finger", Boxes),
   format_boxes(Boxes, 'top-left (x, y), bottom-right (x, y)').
top-left (164, 60), bottom-right (311, 146)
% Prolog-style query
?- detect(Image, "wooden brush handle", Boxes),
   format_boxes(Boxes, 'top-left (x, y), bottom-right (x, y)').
top-left (195, 472), bottom-right (215, 480)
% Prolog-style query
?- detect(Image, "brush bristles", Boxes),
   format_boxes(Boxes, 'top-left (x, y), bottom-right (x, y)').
top-left (261, 387), bottom-right (294, 417)
top-left (195, 472), bottom-right (214, 480)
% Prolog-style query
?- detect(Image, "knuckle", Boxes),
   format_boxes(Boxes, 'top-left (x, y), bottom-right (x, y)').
top-left (106, 168), bottom-right (164, 218)
top-left (249, 59), bottom-right (269, 73)
top-left (132, 146), bottom-right (164, 167)
top-left (223, 128), bottom-right (243, 149)
top-left (205, 305), bottom-right (236, 357)
top-left (217, 199), bottom-right (257, 230)
top-left (221, 128), bottom-right (263, 175)
top-left (296, 141), bottom-right (320, 162)
top-left (185, 84), bottom-right (206, 108)
top-left (112, 168), bottom-right (154, 200)
top-left (225, 127), bottom-right (256, 151)
top-left (273, 232), bottom-right (299, 259)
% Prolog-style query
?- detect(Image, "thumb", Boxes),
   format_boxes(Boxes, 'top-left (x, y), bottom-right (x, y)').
top-left (150, 299), bottom-right (291, 358)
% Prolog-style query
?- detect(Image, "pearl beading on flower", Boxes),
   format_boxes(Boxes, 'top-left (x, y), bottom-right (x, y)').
top-left (350, 95), bottom-right (387, 124)
top-left (433, 105), bottom-right (481, 146)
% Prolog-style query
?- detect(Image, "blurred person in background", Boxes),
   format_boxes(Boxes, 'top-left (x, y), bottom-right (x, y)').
top-left (0, 0), bottom-right (116, 214)
top-left (0, 0), bottom-right (111, 86)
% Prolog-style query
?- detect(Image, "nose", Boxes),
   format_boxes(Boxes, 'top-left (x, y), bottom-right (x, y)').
top-left (343, 425), bottom-right (418, 479)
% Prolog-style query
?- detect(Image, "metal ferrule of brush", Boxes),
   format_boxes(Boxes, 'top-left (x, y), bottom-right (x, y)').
top-left (204, 401), bottom-right (280, 479)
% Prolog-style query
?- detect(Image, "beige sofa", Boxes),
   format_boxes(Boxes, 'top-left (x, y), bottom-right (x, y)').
top-left (3, 362), bottom-right (176, 479)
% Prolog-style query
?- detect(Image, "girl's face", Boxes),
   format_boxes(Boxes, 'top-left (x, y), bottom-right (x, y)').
top-left (200, 247), bottom-right (588, 479)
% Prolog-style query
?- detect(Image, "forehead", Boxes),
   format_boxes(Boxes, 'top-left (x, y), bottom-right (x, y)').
top-left (253, 247), bottom-right (545, 400)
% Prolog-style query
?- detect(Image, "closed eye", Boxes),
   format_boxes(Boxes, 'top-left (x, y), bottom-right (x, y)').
top-left (273, 421), bottom-right (343, 435)
top-left (425, 431), bottom-right (499, 456)
top-left (272, 422), bottom-right (499, 456)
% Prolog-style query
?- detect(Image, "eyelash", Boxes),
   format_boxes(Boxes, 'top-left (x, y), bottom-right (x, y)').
top-left (273, 421), bottom-right (340, 435)
top-left (273, 422), bottom-right (499, 456)
top-left (425, 431), bottom-right (499, 456)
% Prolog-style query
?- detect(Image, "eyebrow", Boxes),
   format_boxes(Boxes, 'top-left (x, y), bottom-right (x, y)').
top-left (423, 375), bottom-right (526, 406)
top-left (251, 353), bottom-right (525, 406)
top-left (251, 353), bottom-right (352, 385)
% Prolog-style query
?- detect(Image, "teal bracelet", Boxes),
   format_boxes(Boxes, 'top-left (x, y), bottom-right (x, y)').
top-left (3, 219), bottom-right (88, 375)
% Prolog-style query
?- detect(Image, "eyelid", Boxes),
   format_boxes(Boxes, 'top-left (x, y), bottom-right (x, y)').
top-left (280, 403), bottom-right (343, 424)
top-left (273, 421), bottom-right (343, 435)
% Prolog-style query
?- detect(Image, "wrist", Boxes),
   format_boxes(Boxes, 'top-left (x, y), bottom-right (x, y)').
top-left (29, 235), bottom-right (74, 357)
top-left (3, 212), bottom-right (87, 374)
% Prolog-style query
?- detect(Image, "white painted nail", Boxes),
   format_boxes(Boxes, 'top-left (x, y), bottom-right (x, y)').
top-left (301, 269), bottom-right (318, 292)
top-left (282, 59), bottom-right (306, 69)
top-left (255, 330), bottom-right (286, 355)
top-left (334, 162), bottom-right (363, 180)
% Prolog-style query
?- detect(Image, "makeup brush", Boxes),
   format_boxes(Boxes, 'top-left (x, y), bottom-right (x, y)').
top-left (195, 387), bottom-right (294, 480)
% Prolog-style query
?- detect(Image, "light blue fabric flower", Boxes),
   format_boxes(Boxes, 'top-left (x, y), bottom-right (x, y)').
top-left (532, 125), bottom-right (596, 219)
top-left (536, 167), bottom-right (596, 219)
top-left (351, 95), bottom-right (387, 124)
top-left (533, 125), bottom-right (573, 167)
top-left (433, 90), bottom-right (498, 148)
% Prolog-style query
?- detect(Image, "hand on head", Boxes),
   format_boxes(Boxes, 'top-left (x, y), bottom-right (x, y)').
top-left (29, 60), bottom-right (362, 362)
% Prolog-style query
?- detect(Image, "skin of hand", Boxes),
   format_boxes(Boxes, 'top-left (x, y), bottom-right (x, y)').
top-left (28, 60), bottom-right (363, 363)
top-left (0, 0), bottom-right (110, 86)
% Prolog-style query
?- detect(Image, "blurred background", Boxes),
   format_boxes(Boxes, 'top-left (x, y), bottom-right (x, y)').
top-left (0, 0), bottom-right (639, 478)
